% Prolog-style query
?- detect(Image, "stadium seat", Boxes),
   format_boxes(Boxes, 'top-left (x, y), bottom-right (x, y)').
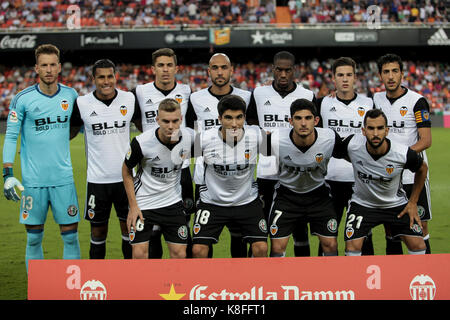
top-left (275, 6), bottom-right (292, 25)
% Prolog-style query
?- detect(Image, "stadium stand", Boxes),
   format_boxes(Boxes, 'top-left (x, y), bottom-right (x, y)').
top-left (0, 0), bottom-right (446, 30)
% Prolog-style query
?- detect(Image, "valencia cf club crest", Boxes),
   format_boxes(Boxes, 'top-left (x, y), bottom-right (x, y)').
top-left (88, 209), bottom-right (95, 219)
top-left (129, 229), bottom-right (135, 242)
top-left (409, 274), bottom-right (436, 300)
top-left (400, 106), bottom-right (408, 116)
top-left (315, 153), bottom-right (324, 163)
top-left (175, 94), bottom-right (183, 104)
top-left (345, 227), bottom-right (354, 239)
top-left (80, 280), bottom-right (107, 300)
top-left (120, 105), bottom-right (127, 116)
top-left (357, 107), bottom-right (365, 117)
top-left (270, 224), bottom-right (278, 236)
top-left (61, 99), bottom-right (69, 111)
top-left (385, 164), bottom-right (394, 175)
top-left (245, 149), bottom-right (250, 160)
top-left (22, 210), bottom-right (29, 220)
top-left (193, 223), bottom-right (201, 235)
top-left (179, 149), bottom-right (188, 161)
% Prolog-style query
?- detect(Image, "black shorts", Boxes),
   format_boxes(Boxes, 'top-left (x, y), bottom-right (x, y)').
top-left (192, 198), bottom-right (268, 245)
top-left (326, 180), bottom-right (354, 221)
top-left (130, 201), bottom-right (189, 245)
top-left (403, 182), bottom-right (432, 221)
top-left (269, 184), bottom-right (338, 239)
top-left (257, 178), bottom-right (278, 220)
top-left (344, 202), bottom-right (424, 241)
top-left (84, 182), bottom-right (129, 224)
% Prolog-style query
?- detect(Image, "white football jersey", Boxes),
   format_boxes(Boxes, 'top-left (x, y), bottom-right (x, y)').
top-left (345, 134), bottom-right (422, 208)
top-left (125, 127), bottom-right (195, 210)
top-left (272, 127), bottom-right (339, 194)
top-left (134, 82), bottom-right (191, 131)
top-left (199, 125), bottom-right (263, 207)
top-left (374, 88), bottom-right (430, 184)
top-left (247, 83), bottom-right (315, 180)
top-left (319, 94), bottom-right (373, 182)
top-left (189, 86), bottom-right (251, 184)
top-left (75, 89), bottom-right (135, 183)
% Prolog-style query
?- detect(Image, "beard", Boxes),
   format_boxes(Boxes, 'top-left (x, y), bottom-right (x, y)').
top-left (40, 75), bottom-right (57, 86)
top-left (367, 136), bottom-right (385, 149)
top-left (385, 81), bottom-right (401, 93)
top-left (211, 78), bottom-right (230, 88)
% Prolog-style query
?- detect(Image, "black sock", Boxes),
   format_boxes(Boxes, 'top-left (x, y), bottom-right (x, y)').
top-left (89, 237), bottom-right (106, 259)
top-left (295, 242), bottom-right (311, 257)
top-left (362, 234), bottom-right (374, 256)
top-left (186, 234), bottom-right (193, 259)
top-left (230, 235), bottom-right (247, 258)
top-left (122, 236), bottom-right (132, 259)
top-left (424, 237), bottom-right (431, 254)
top-left (386, 236), bottom-right (403, 255)
top-left (208, 244), bottom-right (213, 258)
top-left (148, 230), bottom-right (163, 259)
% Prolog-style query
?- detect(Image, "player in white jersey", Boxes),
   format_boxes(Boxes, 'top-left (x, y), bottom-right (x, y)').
top-left (186, 53), bottom-right (251, 258)
top-left (70, 59), bottom-right (138, 259)
top-left (246, 51), bottom-right (315, 257)
top-left (132, 48), bottom-right (194, 258)
top-left (3, 44), bottom-right (80, 271)
top-left (337, 109), bottom-right (427, 256)
top-left (374, 53), bottom-right (432, 254)
top-left (317, 57), bottom-right (374, 256)
top-left (269, 99), bottom-right (339, 257)
top-left (123, 98), bottom-right (194, 259)
top-left (191, 95), bottom-right (269, 258)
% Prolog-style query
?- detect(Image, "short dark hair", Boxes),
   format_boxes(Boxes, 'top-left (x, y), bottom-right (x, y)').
top-left (290, 98), bottom-right (317, 117)
top-left (35, 44), bottom-right (60, 63)
top-left (377, 53), bottom-right (403, 74)
top-left (152, 48), bottom-right (177, 66)
top-left (273, 51), bottom-right (295, 65)
top-left (332, 57), bottom-right (356, 75)
top-left (364, 109), bottom-right (388, 126)
top-left (218, 95), bottom-right (246, 116)
top-left (92, 59), bottom-right (116, 77)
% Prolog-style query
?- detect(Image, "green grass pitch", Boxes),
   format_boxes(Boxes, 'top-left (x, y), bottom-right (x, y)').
top-left (0, 128), bottom-right (449, 299)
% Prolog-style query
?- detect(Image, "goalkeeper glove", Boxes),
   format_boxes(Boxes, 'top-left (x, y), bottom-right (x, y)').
top-left (3, 167), bottom-right (24, 202)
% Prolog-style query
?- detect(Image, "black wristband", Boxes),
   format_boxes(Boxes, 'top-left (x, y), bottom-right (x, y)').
top-left (3, 167), bottom-right (13, 182)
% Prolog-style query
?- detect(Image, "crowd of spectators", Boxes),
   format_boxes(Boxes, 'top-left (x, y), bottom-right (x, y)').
top-left (1, 58), bottom-right (448, 118)
top-left (0, 0), bottom-right (447, 30)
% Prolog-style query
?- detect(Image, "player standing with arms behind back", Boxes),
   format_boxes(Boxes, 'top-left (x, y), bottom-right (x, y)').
top-left (70, 59), bottom-right (138, 259)
top-left (3, 44), bottom-right (80, 272)
top-left (317, 57), bottom-right (374, 255)
top-left (186, 53), bottom-right (251, 258)
top-left (374, 54), bottom-right (432, 254)
top-left (246, 51), bottom-right (316, 257)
